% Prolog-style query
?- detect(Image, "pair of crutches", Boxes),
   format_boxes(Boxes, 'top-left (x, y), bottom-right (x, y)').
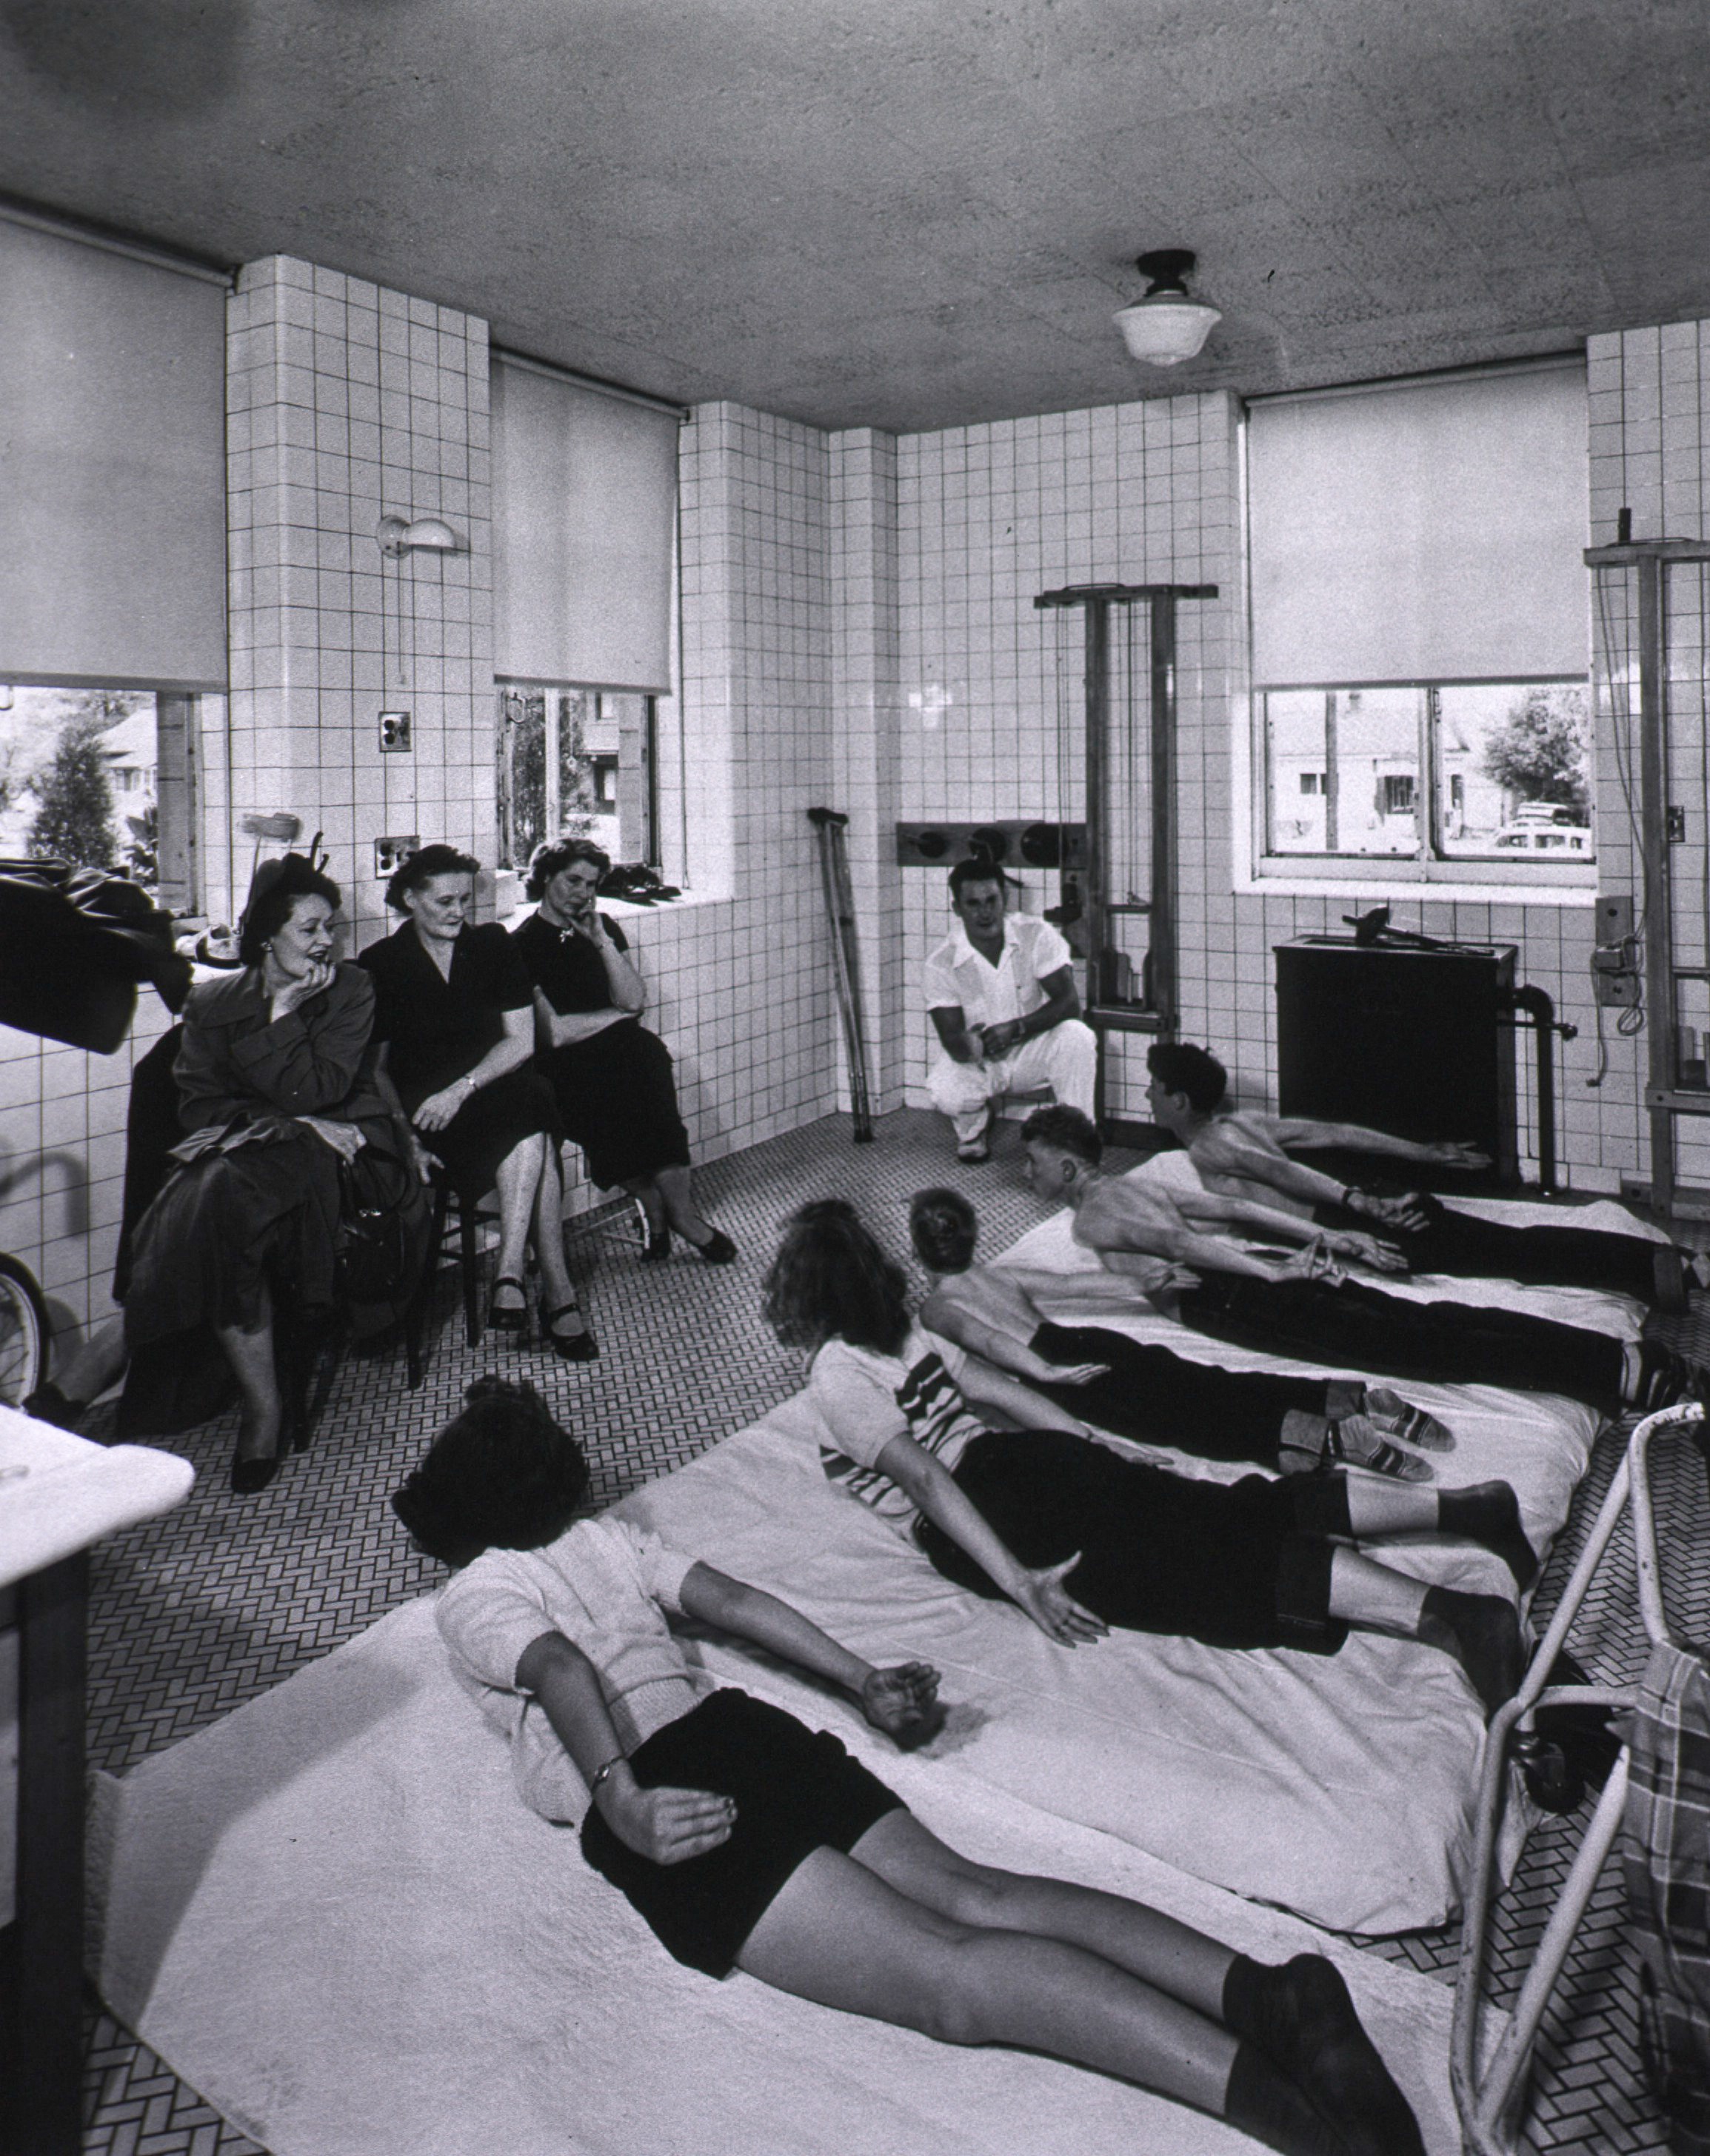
top-left (1453, 1398), bottom-right (1707, 2153)
top-left (807, 807), bottom-right (874, 1143)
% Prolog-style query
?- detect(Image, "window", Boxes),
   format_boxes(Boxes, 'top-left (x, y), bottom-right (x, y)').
top-left (1246, 360), bottom-right (1591, 890)
top-left (1260, 679), bottom-right (1593, 879)
top-left (495, 685), bottom-right (658, 873)
top-left (0, 683), bottom-right (201, 908)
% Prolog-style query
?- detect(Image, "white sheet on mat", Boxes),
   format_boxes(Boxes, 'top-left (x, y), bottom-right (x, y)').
top-left (89, 1592), bottom-right (1497, 2156)
top-left (618, 1361), bottom-right (1594, 1934)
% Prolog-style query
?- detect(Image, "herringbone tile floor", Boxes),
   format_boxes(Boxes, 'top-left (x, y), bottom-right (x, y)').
top-left (79, 1110), bottom-right (1684, 2151)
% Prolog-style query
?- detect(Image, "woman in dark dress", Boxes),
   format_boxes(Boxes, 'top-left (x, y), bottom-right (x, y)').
top-left (357, 845), bottom-right (595, 1358)
top-left (512, 838), bottom-right (735, 1264)
top-left (123, 856), bottom-right (416, 1490)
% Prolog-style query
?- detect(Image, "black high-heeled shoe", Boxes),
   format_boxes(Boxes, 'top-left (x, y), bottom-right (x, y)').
top-left (641, 1224), bottom-right (672, 1262)
top-left (488, 1275), bottom-right (530, 1335)
top-left (687, 1227), bottom-right (738, 1264)
top-left (544, 1301), bottom-right (599, 1361)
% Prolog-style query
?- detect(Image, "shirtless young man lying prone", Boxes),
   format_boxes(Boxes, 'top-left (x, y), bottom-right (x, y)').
top-left (1145, 1041), bottom-right (1706, 1310)
top-left (1018, 1105), bottom-right (1706, 1418)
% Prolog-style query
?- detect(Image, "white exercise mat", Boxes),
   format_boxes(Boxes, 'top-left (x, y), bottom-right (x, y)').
top-left (620, 1378), bottom-right (1586, 1933)
top-left (90, 1592), bottom-right (1496, 2156)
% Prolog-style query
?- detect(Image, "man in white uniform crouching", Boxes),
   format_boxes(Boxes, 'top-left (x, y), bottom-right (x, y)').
top-left (924, 856), bottom-right (1097, 1161)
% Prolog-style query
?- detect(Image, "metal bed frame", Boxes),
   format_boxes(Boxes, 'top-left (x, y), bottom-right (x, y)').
top-left (1453, 1397), bottom-right (1706, 2152)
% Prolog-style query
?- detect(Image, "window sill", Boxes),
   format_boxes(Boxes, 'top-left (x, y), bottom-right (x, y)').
top-left (1237, 868), bottom-right (1597, 908)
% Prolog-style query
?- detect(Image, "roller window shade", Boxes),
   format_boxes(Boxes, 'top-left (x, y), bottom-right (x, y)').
top-left (491, 356), bottom-right (678, 693)
top-left (1248, 364), bottom-right (1589, 687)
top-left (0, 215), bottom-right (227, 690)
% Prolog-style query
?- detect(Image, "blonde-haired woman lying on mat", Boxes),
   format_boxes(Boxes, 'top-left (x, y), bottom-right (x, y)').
top-left (395, 1375), bottom-right (1420, 2156)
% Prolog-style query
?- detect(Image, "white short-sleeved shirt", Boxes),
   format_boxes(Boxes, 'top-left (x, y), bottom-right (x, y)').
top-left (922, 913), bottom-right (1073, 1033)
top-left (809, 1324), bottom-right (983, 1528)
top-left (436, 1515), bottom-right (706, 1821)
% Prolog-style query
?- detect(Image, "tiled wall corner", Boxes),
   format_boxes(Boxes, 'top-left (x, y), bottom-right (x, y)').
top-left (226, 256), bottom-right (494, 947)
top-left (635, 402), bottom-right (838, 1164)
top-left (829, 426), bottom-right (906, 1112)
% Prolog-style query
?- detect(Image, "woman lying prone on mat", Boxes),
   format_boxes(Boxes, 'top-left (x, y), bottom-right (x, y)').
top-left (395, 1375), bottom-right (1420, 2156)
top-left (762, 1199), bottom-right (1537, 1719)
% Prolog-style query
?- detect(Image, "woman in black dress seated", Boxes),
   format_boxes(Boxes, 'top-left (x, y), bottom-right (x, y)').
top-left (512, 838), bottom-right (735, 1264)
top-left (124, 855), bottom-right (418, 1491)
top-left (358, 845), bottom-right (595, 1358)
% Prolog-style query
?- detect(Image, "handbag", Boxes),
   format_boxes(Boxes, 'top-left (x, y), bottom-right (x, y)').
top-left (335, 1135), bottom-right (428, 1330)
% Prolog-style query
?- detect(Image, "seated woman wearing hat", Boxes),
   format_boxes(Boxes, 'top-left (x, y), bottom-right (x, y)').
top-left (123, 854), bottom-right (418, 1491)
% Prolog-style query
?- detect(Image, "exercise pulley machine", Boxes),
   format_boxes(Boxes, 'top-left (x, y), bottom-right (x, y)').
top-left (1034, 579), bottom-right (1218, 1135)
top-left (1586, 525), bottom-right (1710, 1220)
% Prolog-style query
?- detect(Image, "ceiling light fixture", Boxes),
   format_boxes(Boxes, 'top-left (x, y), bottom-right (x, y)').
top-left (376, 514), bottom-right (464, 558)
top-left (1113, 250), bottom-right (1220, 367)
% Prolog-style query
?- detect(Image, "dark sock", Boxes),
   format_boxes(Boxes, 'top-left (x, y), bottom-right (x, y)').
top-left (22, 1381), bottom-right (85, 1431)
top-left (1223, 1954), bottom-right (1424, 2156)
top-left (1436, 1481), bottom-right (1537, 1589)
top-left (1223, 2040), bottom-right (1347, 2156)
top-left (1632, 1339), bottom-right (1695, 1412)
top-left (1419, 1585), bottom-right (1525, 1717)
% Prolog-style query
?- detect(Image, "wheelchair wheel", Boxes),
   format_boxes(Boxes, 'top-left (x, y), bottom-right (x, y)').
top-left (0, 1250), bottom-right (50, 1407)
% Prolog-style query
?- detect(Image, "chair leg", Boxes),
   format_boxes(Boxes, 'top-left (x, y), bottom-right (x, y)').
top-left (406, 1179), bottom-right (451, 1389)
top-left (460, 1199), bottom-right (483, 1349)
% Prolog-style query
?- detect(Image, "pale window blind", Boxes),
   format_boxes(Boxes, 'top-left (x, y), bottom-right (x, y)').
top-left (0, 213), bottom-right (228, 689)
top-left (490, 353), bottom-right (678, 694)
top-left (1248, 361), bottom-right (1589, 687)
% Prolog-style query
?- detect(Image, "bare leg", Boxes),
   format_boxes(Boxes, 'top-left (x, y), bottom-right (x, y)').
top-left (622, 1175), bottom-right (667, 1236)
top-left (535, 1147), bottom-right (582, 1310)
top-left (855, 1812), bottom-right (1419, 2156)
top-left (1344, 1476), bottom-right (1536, 1587)
top-left (215, 1281), bottom-right (282, 1464)
top-left (490, 1133), bottom-right (544, 1318)
top-left (738, 1839), bottom-right (1397, 2153)
top-left (653, 1162), bottom-right (715, 1244)
top-left (1328, 1547), bottom-right (1523, 1715)
top-left (738, 1841), bottom-right (1237, 2115)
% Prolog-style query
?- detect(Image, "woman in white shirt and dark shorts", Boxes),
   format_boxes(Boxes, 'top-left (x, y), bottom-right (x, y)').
top-left (397, 1374), bottom-right (1420, 2156)
top-left (761, 1200), bottom-right (1541, 1721)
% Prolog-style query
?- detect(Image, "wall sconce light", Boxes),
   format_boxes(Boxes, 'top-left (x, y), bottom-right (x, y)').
top-left (1113, 250), bottom-right (1220, 367)
top-left (376, 515), bottom-right (464, 558)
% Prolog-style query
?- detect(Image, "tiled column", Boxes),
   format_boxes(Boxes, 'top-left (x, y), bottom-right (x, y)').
top-left (829, 427), bottom-right (906, 1111)
top-left (226, 256), bottom-right (493, 947)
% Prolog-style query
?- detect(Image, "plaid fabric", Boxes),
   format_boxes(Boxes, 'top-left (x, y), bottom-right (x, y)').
top-left (1623, 1638), bottom-right (1710, 2154)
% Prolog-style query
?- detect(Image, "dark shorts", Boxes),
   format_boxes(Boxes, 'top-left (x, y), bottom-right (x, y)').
top-left (915, 1428), bottom-right (1349, 1654)
top-left (578, 1689), bottom-right (904, 1977)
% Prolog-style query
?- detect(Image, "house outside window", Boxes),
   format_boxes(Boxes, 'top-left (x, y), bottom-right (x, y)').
top-left (1259, 679), bottom-right (1592, 873)
top-left (495, 684), bottom-right (658, 873)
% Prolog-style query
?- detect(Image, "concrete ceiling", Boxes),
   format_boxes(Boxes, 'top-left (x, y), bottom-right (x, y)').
top-left (1, 0), bottom-right (1707, 433)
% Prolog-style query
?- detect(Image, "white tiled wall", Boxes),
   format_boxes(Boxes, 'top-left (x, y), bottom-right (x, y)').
top-left (227, 256), bottom-right (494, 948)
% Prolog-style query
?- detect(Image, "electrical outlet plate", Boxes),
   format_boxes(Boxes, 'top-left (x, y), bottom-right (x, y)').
top-left (378, 710), bottom-right (411, 752)
top-left (374, 835), bottom-right (419, 878)
top-left (1594, 894), bottom-right (1634, 944)
top-left (1594, 971), bottom-right (1642, 1009)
